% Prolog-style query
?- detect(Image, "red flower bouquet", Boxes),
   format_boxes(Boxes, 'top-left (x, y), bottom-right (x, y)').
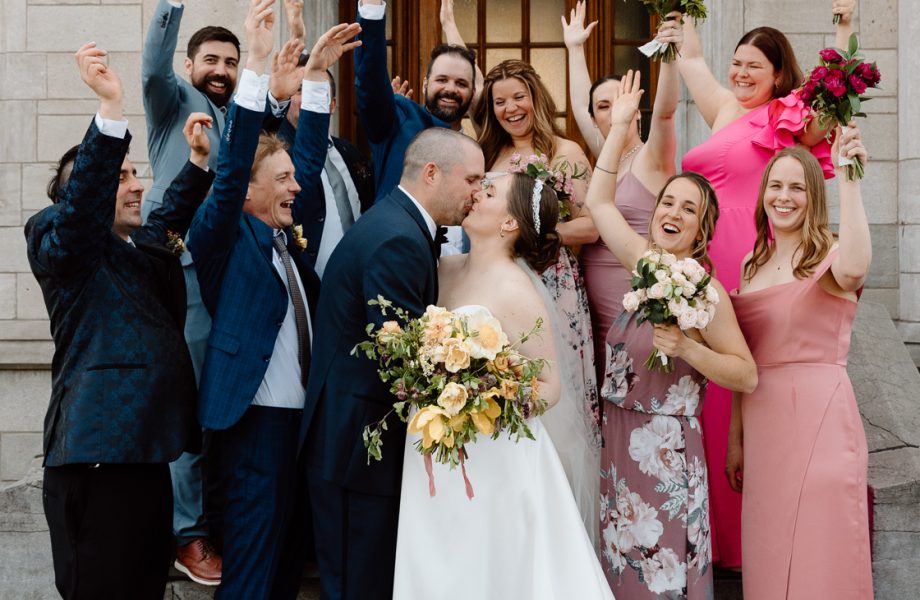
top-left (800, 34), bottom-right (881, 180)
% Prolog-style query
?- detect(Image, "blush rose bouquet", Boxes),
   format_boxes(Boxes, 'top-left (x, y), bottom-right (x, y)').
top-left (621, 249), bottom-right (719, 373)
top-left (353, 298), bottom-right (547, 497)
top-left (800, 34), bottom-right (881, 180)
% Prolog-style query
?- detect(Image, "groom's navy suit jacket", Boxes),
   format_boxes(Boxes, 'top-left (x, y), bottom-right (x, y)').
top-left (25, 120), bottom-right (214, 466)
top-left (188, 102), bottom-right (323, 430)
top-left (300, 187), bottom-right (439, 496)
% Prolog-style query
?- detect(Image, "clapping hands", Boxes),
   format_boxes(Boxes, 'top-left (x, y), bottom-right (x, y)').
top-left (75, 42), bottom-right (123, 119)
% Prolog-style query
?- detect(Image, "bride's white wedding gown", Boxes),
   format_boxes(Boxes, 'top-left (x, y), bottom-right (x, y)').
top-left (392, 304), bottom-right (614, 600)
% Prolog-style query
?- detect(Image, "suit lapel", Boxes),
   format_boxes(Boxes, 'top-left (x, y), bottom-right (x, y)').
top-left (386, 189), bottom-right (439, 303)
top-left (243, 214), bottom-right (286, 292)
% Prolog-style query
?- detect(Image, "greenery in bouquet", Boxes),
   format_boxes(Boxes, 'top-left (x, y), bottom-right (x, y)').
top-left (621, 249), bottom-right (719, 372)
top-left (352, 298), bottom-right (547, 469)
top-left (508, 152), bottom-right (587, 221)
top-left (629, 0), bottom-right (707, 63)
top-left (800, 33), bottom-right (880, 180)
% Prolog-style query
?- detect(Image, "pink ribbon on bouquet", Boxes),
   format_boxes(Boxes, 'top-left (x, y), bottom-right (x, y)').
top-left (422, 451), bottom-right (475, 500)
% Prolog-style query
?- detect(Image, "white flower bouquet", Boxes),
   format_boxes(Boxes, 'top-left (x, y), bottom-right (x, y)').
top-left (622, 249), bottom-right (719, 372)
top-left (352, 298), bottom-right (547, 496)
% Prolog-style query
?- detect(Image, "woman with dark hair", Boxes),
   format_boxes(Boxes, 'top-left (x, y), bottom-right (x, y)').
top-left (563, 1), bottom-right (683, 390)
top-left (393, 172), bottom-right (613, 600)
top-left (586, 71), bottom-right (757, 599)
top-left (675, 0), bottom-right (856, 567)
top-left (730, 128), bottom-right (872, 598)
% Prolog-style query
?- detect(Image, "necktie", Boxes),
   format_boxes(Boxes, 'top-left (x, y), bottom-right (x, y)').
top-left (325, 149), bottom-right (355, 233)
top-left (273, 234), bottom-right (311, 386)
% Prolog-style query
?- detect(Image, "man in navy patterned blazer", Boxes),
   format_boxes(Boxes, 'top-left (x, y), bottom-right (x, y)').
top-left (186, 15), bottom-right (358, 596)
top-left (25, 44), bottom-right (215, 599)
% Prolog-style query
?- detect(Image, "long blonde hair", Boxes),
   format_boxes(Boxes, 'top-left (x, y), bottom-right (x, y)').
top-left (744, 147), bottom-right (835, 281)
top-left (474, 60), bottom-right (563, 170)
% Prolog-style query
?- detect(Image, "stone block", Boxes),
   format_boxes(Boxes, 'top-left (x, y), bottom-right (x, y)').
top-left (898, 321), bottom-right (920, 344)
top-left (861, 287), bottom-right (899, 320)
top-left (862, 0), bottom-right (898, 49)
top-left (859, 113), bottom-right (897, 162)
top-left (901, 225), bottom-right (920, 273)
top-left (900, 275), bottom-right (920, 322)
top-left (900, 159), bottom-right (920, 224)
top-left (142, 0), bottom-right (252, 52)
top-left (826, 160), bottom-right (896, 225)
top-left (785, 34), bottom-right (827, 70)
top-left (0, 101), bottom-right (36, 163)
top-left (865, 49), bottom-right (897, 98)
top-left (123, 115), bottom-right (149, 164)
top-left (45, 53), bottom-right (95, 100)
top-left (0, 433), bottom-right (42, 482)
top-left (0, 165), bottom-right (22, 227)
top-left (744, 1), bottom-right (837, 34)
top-left (0, 227), bottom-right (30, 273)
top-left (0, 0), bottom-right (27, 53)
top-left (0, 54), bottom-right (46, 100)
top-left (36, 115), bottom-right (96, 163)
top-left (852, 224), bottom-right (898, 289)
top-left (37, 99), bottom-right (102, 115)
top-left (0, 321), bottom-right (51, 342)
top-left (0, 466), bottom-right (58, 599)
top-left (107, 51), bottom-right (145, 115)
top-left (864, 96), bottom-right (897, 114)
top-left (0, 342), bottom-right (53, 368)
top-left (17, 273), bottom-right (47, 321)
top-left (27, 5), bottom-right (142, 53)
top-left (900, 8), bottom-right (920, 160)
top-left (0, 370), bottom-right (50, 432)
top-left (21, 164), bottom-right (53, 212)
top-left (0, 276), bottom-right (15, 320)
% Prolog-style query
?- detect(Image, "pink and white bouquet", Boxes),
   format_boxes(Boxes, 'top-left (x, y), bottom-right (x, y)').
top-left (800, 34), bottom-right (881, 180)
top-left (353, 298), bottom-right (547, 497)
top-left (508, 152), bottom-right (587, 220)
top-left (622, 249), bottom-right (719, 372)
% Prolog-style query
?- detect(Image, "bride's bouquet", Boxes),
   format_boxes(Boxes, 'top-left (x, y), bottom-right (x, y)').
top-left (353, 298), bottom-right (547, 494)
top-left (799, 34), bottom-right (881, 180)
top-left (508, 152), bottom-right (586, 220)
top-left (631, 0), bottom-right (707, 63)
top-left (621, 249), bottom-right (719, 372)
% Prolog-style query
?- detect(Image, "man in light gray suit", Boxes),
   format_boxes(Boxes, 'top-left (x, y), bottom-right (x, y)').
top-left (142, 0), bottom-right (241, 585)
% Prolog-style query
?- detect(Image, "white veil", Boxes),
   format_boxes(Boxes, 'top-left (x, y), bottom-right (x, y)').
top-left (517, 258), bottom-right (600, 550)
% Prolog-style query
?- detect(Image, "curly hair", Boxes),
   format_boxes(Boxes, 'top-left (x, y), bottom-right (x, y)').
top-left (506, 173), bottom-right (561, 272)
top-left (744, 147), bottom-right (834, 282)
top-left (473, 60), bottom-right (564, 170)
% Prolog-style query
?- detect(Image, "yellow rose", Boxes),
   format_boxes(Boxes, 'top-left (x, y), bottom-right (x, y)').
top-left (498, 378), bottom-right (520, 400)
top-left (488, 354), bottom-right (511, 374)
top-left (436, 381), bottom-right (468, 416)
top-left (442, 338), bottom-right (471, 373)
top-left (376, 320), bottom-right (403, 344)
top-left (463, 308), bottom-right (509, 360)
top-left (470, 397), bottom-right (502, 435)
top-left (407, 406), bottom-right (450, 449)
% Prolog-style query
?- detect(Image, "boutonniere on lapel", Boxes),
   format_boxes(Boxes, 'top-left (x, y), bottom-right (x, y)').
top-left (166, 230), bottom-right (186, 256)
top-left (292, 224), bottom-right (308, 251)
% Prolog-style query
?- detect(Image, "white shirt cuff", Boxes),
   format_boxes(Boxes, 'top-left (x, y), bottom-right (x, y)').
top-left (235, 69), bottom-right (270, 113)
top-left (301, 80), bottom-right (331, 114)
top-left (358, 1), bottom-right (386, 20)
top-left (167, 0), bottom-right (182, 7)
top-left (94, 113), bottom-right (129, 139)
top-left (268, 92), bottom-right (291, 118)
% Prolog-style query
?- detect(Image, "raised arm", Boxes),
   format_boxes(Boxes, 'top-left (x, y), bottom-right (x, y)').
top-left (554, 140), bottom-right (598, 245)
top-left (829, 123), bottom-right (871, 291)
top-left (441, 0), bottom-right (484, 103)
top-left (676, 17), bottom-right (736, 129)
top-left (283, 0), bottom-right (305, 41)
top-left (584, 71), bottom-right (651, 269)
top-left (642, 13), bottom-right (681, 176)
top-left (355, 0), bottom-right (399, 144)
top-left (833, 0), bottom-right (856, 49)
top-left (562, 0), bottom-right (601, 158)
top-left (142, 0), bottom-right (184, 127)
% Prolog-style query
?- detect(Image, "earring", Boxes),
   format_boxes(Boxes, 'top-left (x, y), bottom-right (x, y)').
top-left (500, 228), bottom-right (506, 239)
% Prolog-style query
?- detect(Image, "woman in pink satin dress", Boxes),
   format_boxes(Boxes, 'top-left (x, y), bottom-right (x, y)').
top-left (674, 0), bottom-right (856, 567)
top-left (730, 135), bottom-right (873, 598)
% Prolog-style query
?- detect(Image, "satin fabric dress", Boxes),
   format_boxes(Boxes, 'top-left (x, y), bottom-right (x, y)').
top-left (681, 91), bottom-right (833, 567)
top-left (731, 249), bottom-right (872, 599)
top-left (580, 171), bottom-right (655, 389)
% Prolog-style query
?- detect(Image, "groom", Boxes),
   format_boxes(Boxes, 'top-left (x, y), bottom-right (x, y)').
top-left (301, 127), bottom-right (484, 599)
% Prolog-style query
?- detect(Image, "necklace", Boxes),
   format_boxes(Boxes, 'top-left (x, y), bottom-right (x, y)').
top-left (619, 143), bottom-right (643, 164)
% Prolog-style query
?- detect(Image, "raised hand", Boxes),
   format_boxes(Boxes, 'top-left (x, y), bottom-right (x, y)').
top-left (832, 0), bottom-right (856, 25)
top-left (305, 22), bottom-right (362, 76)
top-left (391, 76), bottom-right (414, 99)
top-left (283, 0), bottom-right (305, 40)
top-left (440, 0), bottom-right (457, 29)
top-left (245, 0), bottom-right (276, 72)
top-left (561, 0), bottom-right (597, 50)
top-left (75, 42), bottom-right (123, 119)
top-left (183, 112), bottom-right (213, 169)
top-left (837, 121), bottom-right (867, 165)
top-left (270, 38), bottom-right (306, 101)
top-left (611, 69), bottom-right (644, 127)
top-left (655, 11), bottom-right (683, 53)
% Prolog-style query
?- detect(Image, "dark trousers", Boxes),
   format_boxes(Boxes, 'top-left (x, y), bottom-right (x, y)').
top-left (307, 466), bottom-right (400, 600)
top-left (209, 405), bottom-right (302, 600)
top-left (42, 463), bottom-right (172, 600)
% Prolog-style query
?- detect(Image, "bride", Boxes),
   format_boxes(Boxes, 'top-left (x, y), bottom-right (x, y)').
top-left (393, 171), bottom-right (613, 599)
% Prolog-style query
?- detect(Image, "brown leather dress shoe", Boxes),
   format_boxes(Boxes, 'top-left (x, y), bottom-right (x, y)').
top-left (174, 537), bottom-right (222, 586)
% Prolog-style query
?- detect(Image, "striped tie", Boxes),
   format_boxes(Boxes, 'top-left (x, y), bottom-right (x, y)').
top-left (273, 234), bottom-right (310, 386)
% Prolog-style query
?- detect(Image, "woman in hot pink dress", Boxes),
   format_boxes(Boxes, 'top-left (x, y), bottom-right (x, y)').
top-left (674, 0), bottom-right (855, 567)
top-left (730, 130), bottom-right (873, 598)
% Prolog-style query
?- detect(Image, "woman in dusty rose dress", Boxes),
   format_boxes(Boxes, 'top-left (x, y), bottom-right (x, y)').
top-left (730, 133), bottom-right (873, 598)
top-left (673, 1), bottom-right (855, 566)
top-left (586, 72), bottom-right (757, 599)
top-left (563, 3), bottom-right (682, 388)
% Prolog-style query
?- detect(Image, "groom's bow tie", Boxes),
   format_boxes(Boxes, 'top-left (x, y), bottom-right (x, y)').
top-left (431, 226), bottom-right (448, 258)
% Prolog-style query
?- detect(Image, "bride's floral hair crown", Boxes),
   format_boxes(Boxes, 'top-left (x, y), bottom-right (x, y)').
top-left (507, 153), bottom-right (586, 226)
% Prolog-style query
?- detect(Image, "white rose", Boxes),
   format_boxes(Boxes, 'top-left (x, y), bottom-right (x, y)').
top-left (654, 270), bottom-right (669, 283)
top-left (645, 251), bottom-right (661, 264)
top-left (705, 284), bottom-right (720, 304)
top-left (681, 284), bottom-right (696, 298)
top-left (672, 272), bottom-right (690, 288)
top-left (622, 291), bottom-right (641, 313)
top-left (685, 261), bottom-right (705, 284)
top-left (659, 251), bottom-right (677, 266)
top-left (678, 308), bottom-right (698, 330)
top-left (648, 282), bottom-right (666, 300)
top-left (695, 309), bottom-right (711, 329)
top-left (436, 381), bottom-right (469, 416)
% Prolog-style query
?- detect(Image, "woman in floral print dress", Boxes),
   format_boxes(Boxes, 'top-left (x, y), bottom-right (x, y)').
top-left (585, 72), bottom-right (757, 599)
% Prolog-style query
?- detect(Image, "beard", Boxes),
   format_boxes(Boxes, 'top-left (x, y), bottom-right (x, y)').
top-left (192, 73), bottom-right (235, 107)
top-left (425, 89), bottom-right (472, 124)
